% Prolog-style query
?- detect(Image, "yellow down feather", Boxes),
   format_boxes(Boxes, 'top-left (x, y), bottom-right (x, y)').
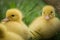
top-left (0, 24), bottom-right (25, 40)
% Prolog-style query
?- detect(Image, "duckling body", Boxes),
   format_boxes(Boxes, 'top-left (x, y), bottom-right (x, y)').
top-left (2, 9), bottom-right (30, 40)
top-left (29, 5), bottom-right (60, 39)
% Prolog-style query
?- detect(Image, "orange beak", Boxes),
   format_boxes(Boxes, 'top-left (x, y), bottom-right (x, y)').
top-left (45, 16), bottom-right (50, 20)
top-left (2, 17), bottom-right (9, 22)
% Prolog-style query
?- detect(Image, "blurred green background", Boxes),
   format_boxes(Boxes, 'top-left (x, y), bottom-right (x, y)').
top-left (0, 0), bottom-right (60, 40)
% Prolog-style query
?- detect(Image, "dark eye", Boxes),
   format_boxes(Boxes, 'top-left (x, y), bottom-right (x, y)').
top-left (50, 11), bottom-right (53, 13)
top-left (11, 15), bottom-right (15, 17)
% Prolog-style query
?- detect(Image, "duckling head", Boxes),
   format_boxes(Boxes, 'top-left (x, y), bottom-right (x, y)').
top-left (42, 5), bottom-right (55, 20)
top-left (2, 9), bottom-right (23, 22)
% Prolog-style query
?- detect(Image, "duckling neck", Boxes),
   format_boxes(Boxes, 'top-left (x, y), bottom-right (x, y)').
top-left (17, 19), bottom-right (22, 23)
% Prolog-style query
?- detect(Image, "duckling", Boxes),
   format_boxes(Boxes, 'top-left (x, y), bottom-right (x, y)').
top-left (29, 5), bottom-right (60, 39)
top-left (0, 24), bottom-right (25, 40)
top-left (2, 9), bottom-right (30, 40)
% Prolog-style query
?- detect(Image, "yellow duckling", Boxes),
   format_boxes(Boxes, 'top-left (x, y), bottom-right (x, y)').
top-left (29, 5), bottom-right (60, 39)
top-left (2, 9), bottom-right (30, 40)
top-left (0, 24), bottom-right (25, 40)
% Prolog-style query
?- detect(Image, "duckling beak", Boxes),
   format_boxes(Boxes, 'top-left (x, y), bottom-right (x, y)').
top-left (45, 16), bottom-right (50, 20)
top-left (2, 17), bottom-right (9, 22)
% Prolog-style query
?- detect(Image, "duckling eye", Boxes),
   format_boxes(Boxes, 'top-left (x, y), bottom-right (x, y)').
top-left (50, 11), bottom-right (53, 13)
top-left (11, 15), bottom-right (15, 17)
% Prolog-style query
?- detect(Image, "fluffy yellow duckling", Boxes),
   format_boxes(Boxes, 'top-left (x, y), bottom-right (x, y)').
top-left (29, 5), bottom-right (60, 39)
top-left (0, 24), bottom-right (24, 40)
top-left (2, 9), bottom-right (30, 40)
